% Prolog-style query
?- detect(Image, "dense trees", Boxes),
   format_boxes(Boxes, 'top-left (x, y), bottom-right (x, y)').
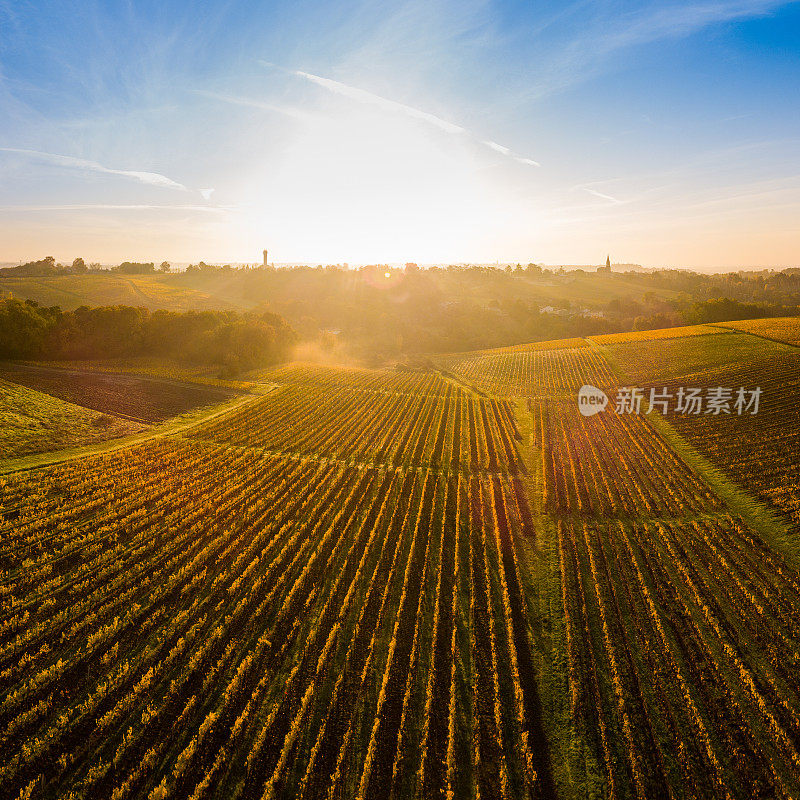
top-left (2, 259), bottom-right (800, 358)
top-left (3, 258), bottom-right (155, 276)
top-left (0, 300), bottom-right (296, 372)
top-left (0, 300), bottom-right (60, 358)
top-left (3, 256), bottom-right (60, 276)
top-left (167, 264), bottom-right (799, 357)
top-left (683, 297), bottom-right (797, 324)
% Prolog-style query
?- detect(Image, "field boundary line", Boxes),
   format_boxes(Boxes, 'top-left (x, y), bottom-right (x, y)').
top-left (509, 396), bottom-right (600, 797)
top-left (642, 408), bottom-right (799, 561)
top-left (586, 327), bottom-right (731, 346)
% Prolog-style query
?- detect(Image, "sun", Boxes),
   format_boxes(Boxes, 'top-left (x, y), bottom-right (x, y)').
top-left (228, 103), bottom-right (516, 264)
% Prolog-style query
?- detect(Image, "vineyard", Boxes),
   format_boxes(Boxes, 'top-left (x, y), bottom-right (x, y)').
top-left (661, 351), bottom-right (800, 531)
top-left (603, 329), bottom-right (800, 533)
top-left (532, 399), bottom-right (721, 517)
top-left (439, 330), bottom-right (800, 797)
top-left (0, 363), bottom-right (551, 800)
top-left (256, 363), bottom-right (453, 394)
top-left (186, 371), bottom-right (522, 474)
top-left (559, 514), bottom-right (800, 798)
top-left (601, 328), bottom-right (789, 385)
top-left (713, 316), bottom-right (800, 346)
top-left (460, 337), bottom-right (591, 355)
top-left (588, 324), bottom-right (725, 344)
top-left (436, 345), bottom-right (616, 397)
top-left (4, 318), bottom-right (800, 800)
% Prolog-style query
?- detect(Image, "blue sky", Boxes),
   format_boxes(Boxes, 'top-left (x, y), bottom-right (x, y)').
top-left (0, 0), bottom-right (798, 267)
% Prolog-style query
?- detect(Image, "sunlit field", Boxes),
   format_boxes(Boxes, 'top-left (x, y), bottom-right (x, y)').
top-left (1, 293), bottom-right (799, 799)
top-left (3, 1), bottom-right (800, 797)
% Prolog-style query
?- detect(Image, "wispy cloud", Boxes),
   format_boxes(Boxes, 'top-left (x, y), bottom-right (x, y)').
top-left (261, 63), bottom-right (540, 168)
top-left (0, 147), bottom-right (189, 191)
top-left (291, 68), bottom-right (466, 134)
top-left (598, 0), bottom-right (795, 52)
top-left (192, 89), bottom-right (314, 121)
top-left (580, 186), bottom-right (624, 205)
top-left (482, 140), bottom-right (540, 167)
top-left (682, 173), bottom-right (800, 210)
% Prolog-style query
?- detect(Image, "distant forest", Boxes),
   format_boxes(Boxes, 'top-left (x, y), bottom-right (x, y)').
top-left (2, 258), bottom-right (800, 359)
top-left (2, 256), bottom-right (170, 276)
top-left (0, 300), bottom-right (297, 375)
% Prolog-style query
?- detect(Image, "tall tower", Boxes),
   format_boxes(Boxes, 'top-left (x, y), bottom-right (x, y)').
top-left (606, 254), bottom-right (611, 270)
top-left (263, 249), bottom-right (268, 268)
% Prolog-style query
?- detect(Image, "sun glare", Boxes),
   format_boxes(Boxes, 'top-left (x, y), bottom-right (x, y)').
top-left (4, 4), bottom-right (800, 798)
top-left (228, 104), bottom-right (521, 264)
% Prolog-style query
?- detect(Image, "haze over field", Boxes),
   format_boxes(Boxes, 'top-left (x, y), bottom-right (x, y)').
top-left (1, 0), bottom-right (799, 268)
top-left (4, 5), bottom-right (800, 799)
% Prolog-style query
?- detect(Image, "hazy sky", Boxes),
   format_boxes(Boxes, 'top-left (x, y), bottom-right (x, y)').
top-left (0, 0), bottom-right (798, 267)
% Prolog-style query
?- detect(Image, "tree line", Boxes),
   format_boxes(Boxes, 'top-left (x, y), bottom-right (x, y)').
top-left (3, 258), bottom-right (800, 360)
top-left (0, 300), bottom-right (297, 375)
top-left (2, 256), bottom-right (174, 276)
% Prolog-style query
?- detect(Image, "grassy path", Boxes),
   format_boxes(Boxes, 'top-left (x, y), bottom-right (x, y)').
top-left (511, 398), bottom-right (599, 799)
top-left (594, 337), bottom-right (799, 564)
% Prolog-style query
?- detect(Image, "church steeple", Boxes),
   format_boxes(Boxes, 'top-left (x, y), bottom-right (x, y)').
top-left (606, 254), bottom-right (611, 270)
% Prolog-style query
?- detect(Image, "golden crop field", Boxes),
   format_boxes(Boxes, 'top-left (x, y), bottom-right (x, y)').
top-left (466, 337), bottom-right (590, 355)
top-left (588, 324), bottom-right (725, 344)
top-left (436, 345), bottom-right (616, 397)
top-left (603, 330), bottom-right (800, 533)
top-left (559, 514), bottom-right (800, 798)
top-left (3, 323), bottom-right (800, 800)
top-left (460, 329), bottom-right (800, 796)
top-left (713, 316), bottom-right (800, 346)
top-left (3, 3), bottom-right (796, 795)
top-left (0, 365), bottom-right (549, 800)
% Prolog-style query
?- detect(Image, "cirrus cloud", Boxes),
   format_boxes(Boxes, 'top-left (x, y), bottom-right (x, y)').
top-left (0, 147), bottom-right (191, 191)
top-left (260, 63), bottom-right (541, 168)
